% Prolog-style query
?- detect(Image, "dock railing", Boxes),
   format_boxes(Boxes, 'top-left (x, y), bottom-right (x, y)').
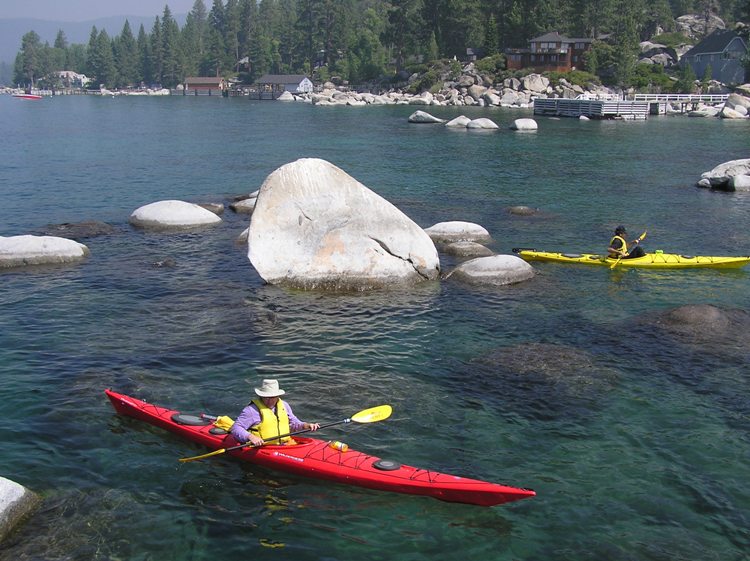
top-left (632, 93), bottom-right (729, 104)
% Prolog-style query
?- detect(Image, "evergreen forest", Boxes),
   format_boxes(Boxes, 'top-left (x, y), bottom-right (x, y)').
top-left (11, 0), bottom-right (750, 92)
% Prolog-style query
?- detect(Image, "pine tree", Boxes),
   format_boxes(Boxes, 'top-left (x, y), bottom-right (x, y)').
top-left (115, 20), bottom-right (139, 87)
top-left (383, 0), bottom-right (425, 71)
top-left (14, 31), bottom-right (43, 87)
top-left (162, 6), bottom-right (184, 87)
top-left (183, 0), bottom-right (208, 76)
top-left (150, 17), bottom-right (164, 84)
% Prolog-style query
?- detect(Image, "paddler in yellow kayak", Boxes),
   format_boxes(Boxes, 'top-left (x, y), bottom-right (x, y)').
top-left (230, 379), bottom-right (320, 446)
top-left (608, 225), bottom-right (646, 260)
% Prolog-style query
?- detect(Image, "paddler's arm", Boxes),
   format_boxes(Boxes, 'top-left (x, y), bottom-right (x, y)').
top-left (607, 240), bottom-right (627, 257)
top-left (284, 402), bottom-right (320, 432)
top-left (230, 405), bottom-right (264, 446)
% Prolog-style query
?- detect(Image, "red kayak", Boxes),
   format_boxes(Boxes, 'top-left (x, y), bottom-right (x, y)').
top-left (105, 389), bottom-right (535, 507)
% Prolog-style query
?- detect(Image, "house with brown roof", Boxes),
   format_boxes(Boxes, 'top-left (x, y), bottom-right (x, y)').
top-left (183, 77), bottom-right (227, 95)
top-left (505, 32), bottom-right (593, 73)
top-left (680, 29), bottom-right (748, 85)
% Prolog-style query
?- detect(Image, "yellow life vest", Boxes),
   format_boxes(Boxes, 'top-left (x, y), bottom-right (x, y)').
top-left (610, 234), bottom-right (628, 256)
top-left (250, 398), bottom-right (291, 444)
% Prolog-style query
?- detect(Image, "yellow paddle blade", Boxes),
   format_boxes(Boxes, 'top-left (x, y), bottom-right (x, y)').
top-left (351, 404), bottom-right (392, 423)
top-left (179, 447), bottom-right (228, 463)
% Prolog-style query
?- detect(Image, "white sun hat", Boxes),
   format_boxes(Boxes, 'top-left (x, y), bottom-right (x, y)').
top-left (254, 379), bottom-right (286, 397)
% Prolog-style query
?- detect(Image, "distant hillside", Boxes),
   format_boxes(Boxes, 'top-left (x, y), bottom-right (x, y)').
top-left (0, 14), bottom-right (186, 66)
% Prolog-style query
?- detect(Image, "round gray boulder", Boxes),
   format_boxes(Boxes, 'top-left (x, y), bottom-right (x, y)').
top-left (424, 221), bottom-right (491, 243)
top-left (510, 118), bottom-right (538, 131)
top-left (446, 254), bottom-right (535, 286)
top-left (0, 235), bottom-right (90, 268)
top-left (408, 110), bottom-right (446, 123)
top-left (248, 158), bottom-right (440, 290)
top-left (129, 200), bottom-right (222, 230)
top-left (0, 476), bottom-right (40, 542)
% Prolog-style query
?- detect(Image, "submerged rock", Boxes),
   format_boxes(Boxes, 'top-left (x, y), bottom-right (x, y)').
top-left (507, 205), bottom-right (540, 216)
top-left (645, 304), bottom-right (750, 348)
top-left (247, 158), bottom-right (440, 290)
top-left (468, 343), bottom-right (620, 419)
top-left (38, 221), bottom-right (114, 239)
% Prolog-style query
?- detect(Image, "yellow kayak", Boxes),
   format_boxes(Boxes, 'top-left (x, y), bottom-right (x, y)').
top-left (512, 249), bottom-right (750, 269)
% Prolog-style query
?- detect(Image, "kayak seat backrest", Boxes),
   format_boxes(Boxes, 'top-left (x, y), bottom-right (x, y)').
top-left (171, 413), bottom-right (212, 426)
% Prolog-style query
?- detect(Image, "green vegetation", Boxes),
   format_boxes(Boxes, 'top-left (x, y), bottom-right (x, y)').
top-left (10, 0), bottom-right (750, 92)
top-left (651, 32), bottom-right (692, 48)
top-left (546, 70), bottom-right (601, 89)
top-left (630, 63), bottom-right (677, 92)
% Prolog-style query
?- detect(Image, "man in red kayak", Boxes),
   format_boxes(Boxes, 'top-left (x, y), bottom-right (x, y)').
top-left (230, 379), bottom-right (320, 446)
top-left (608, 225), bottom-right (645, 259)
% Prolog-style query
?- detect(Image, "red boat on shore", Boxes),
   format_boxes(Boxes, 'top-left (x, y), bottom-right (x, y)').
top-left (105, 389), bottom-right (536, 507)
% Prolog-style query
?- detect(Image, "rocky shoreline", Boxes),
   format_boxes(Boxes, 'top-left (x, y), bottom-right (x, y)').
top-left (276, 64), bottom-right (750, 120)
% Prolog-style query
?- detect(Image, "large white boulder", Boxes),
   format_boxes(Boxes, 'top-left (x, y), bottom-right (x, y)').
top-left (730, 175), bottom-right (750, 191)
top-left (446, 254), bottom-right (535, 286)
top-left (408, 110), bottom-right (445, 123)
top-left (445, 115), bottom-right (471, 127)
top-left (424, 221), bottom-right (491, 244)
top-left (248, 158), bottom-right (440, 290)
top-left (0, 477), bottom-right (40, 542)
top-left (510, 118), bottom-right (538, 131)
top-left (521, 73), bottom-right (550, 93)
top-left (129, 200), bottom-right (222, 230)
top-left (466, 118), bottom-right (499, 129)
top-left (700, 159), bottom-right (750, 190)
top-left (0, 235), bottom-right (90, 268)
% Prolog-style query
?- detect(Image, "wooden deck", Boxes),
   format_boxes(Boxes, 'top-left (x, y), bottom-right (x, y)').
top-left (632, 93), bottom-right (729, 115)
top-left (533, 98), bottom-right (650, 119)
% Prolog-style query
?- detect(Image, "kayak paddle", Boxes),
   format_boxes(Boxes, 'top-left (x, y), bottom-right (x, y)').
top-left (178, 404), bottom-right (392, 463)
top-left (610, 230), bottom-right (647, 269)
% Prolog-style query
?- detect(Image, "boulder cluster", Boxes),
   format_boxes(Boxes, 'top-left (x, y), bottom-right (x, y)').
top-left (280, 64), bottom-right (750, 121)
top-left (2, 157), bottom-right (535, 290)
top-left (279, 67), bottom-right (618, 109)
top-left (697, 158), bottom-right (750, 191)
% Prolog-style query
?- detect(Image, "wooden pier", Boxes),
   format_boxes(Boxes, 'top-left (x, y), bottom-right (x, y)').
top-left (533, 98), bottom-right (650, 119)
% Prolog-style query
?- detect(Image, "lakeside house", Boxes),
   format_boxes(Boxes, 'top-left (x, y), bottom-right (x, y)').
top-left (505, 31), bottom-right (593, 73)
top-left (183, 77), bottom-right (227, 95)
top-left (255, 74), bottom-right (314, 95)
top-left (680, 29), bottom-right (748, 85)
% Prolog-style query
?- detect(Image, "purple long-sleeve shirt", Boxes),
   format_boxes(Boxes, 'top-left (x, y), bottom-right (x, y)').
top-left (230, 400), bottom-right (304, 443)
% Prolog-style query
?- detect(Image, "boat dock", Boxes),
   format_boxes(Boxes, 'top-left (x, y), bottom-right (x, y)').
top-left (534, 93), bottom-right (729, 119)
top-left (632, 93), bottom-right (729, 114)
top-left (533, 98), bottom-right (650, 120)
